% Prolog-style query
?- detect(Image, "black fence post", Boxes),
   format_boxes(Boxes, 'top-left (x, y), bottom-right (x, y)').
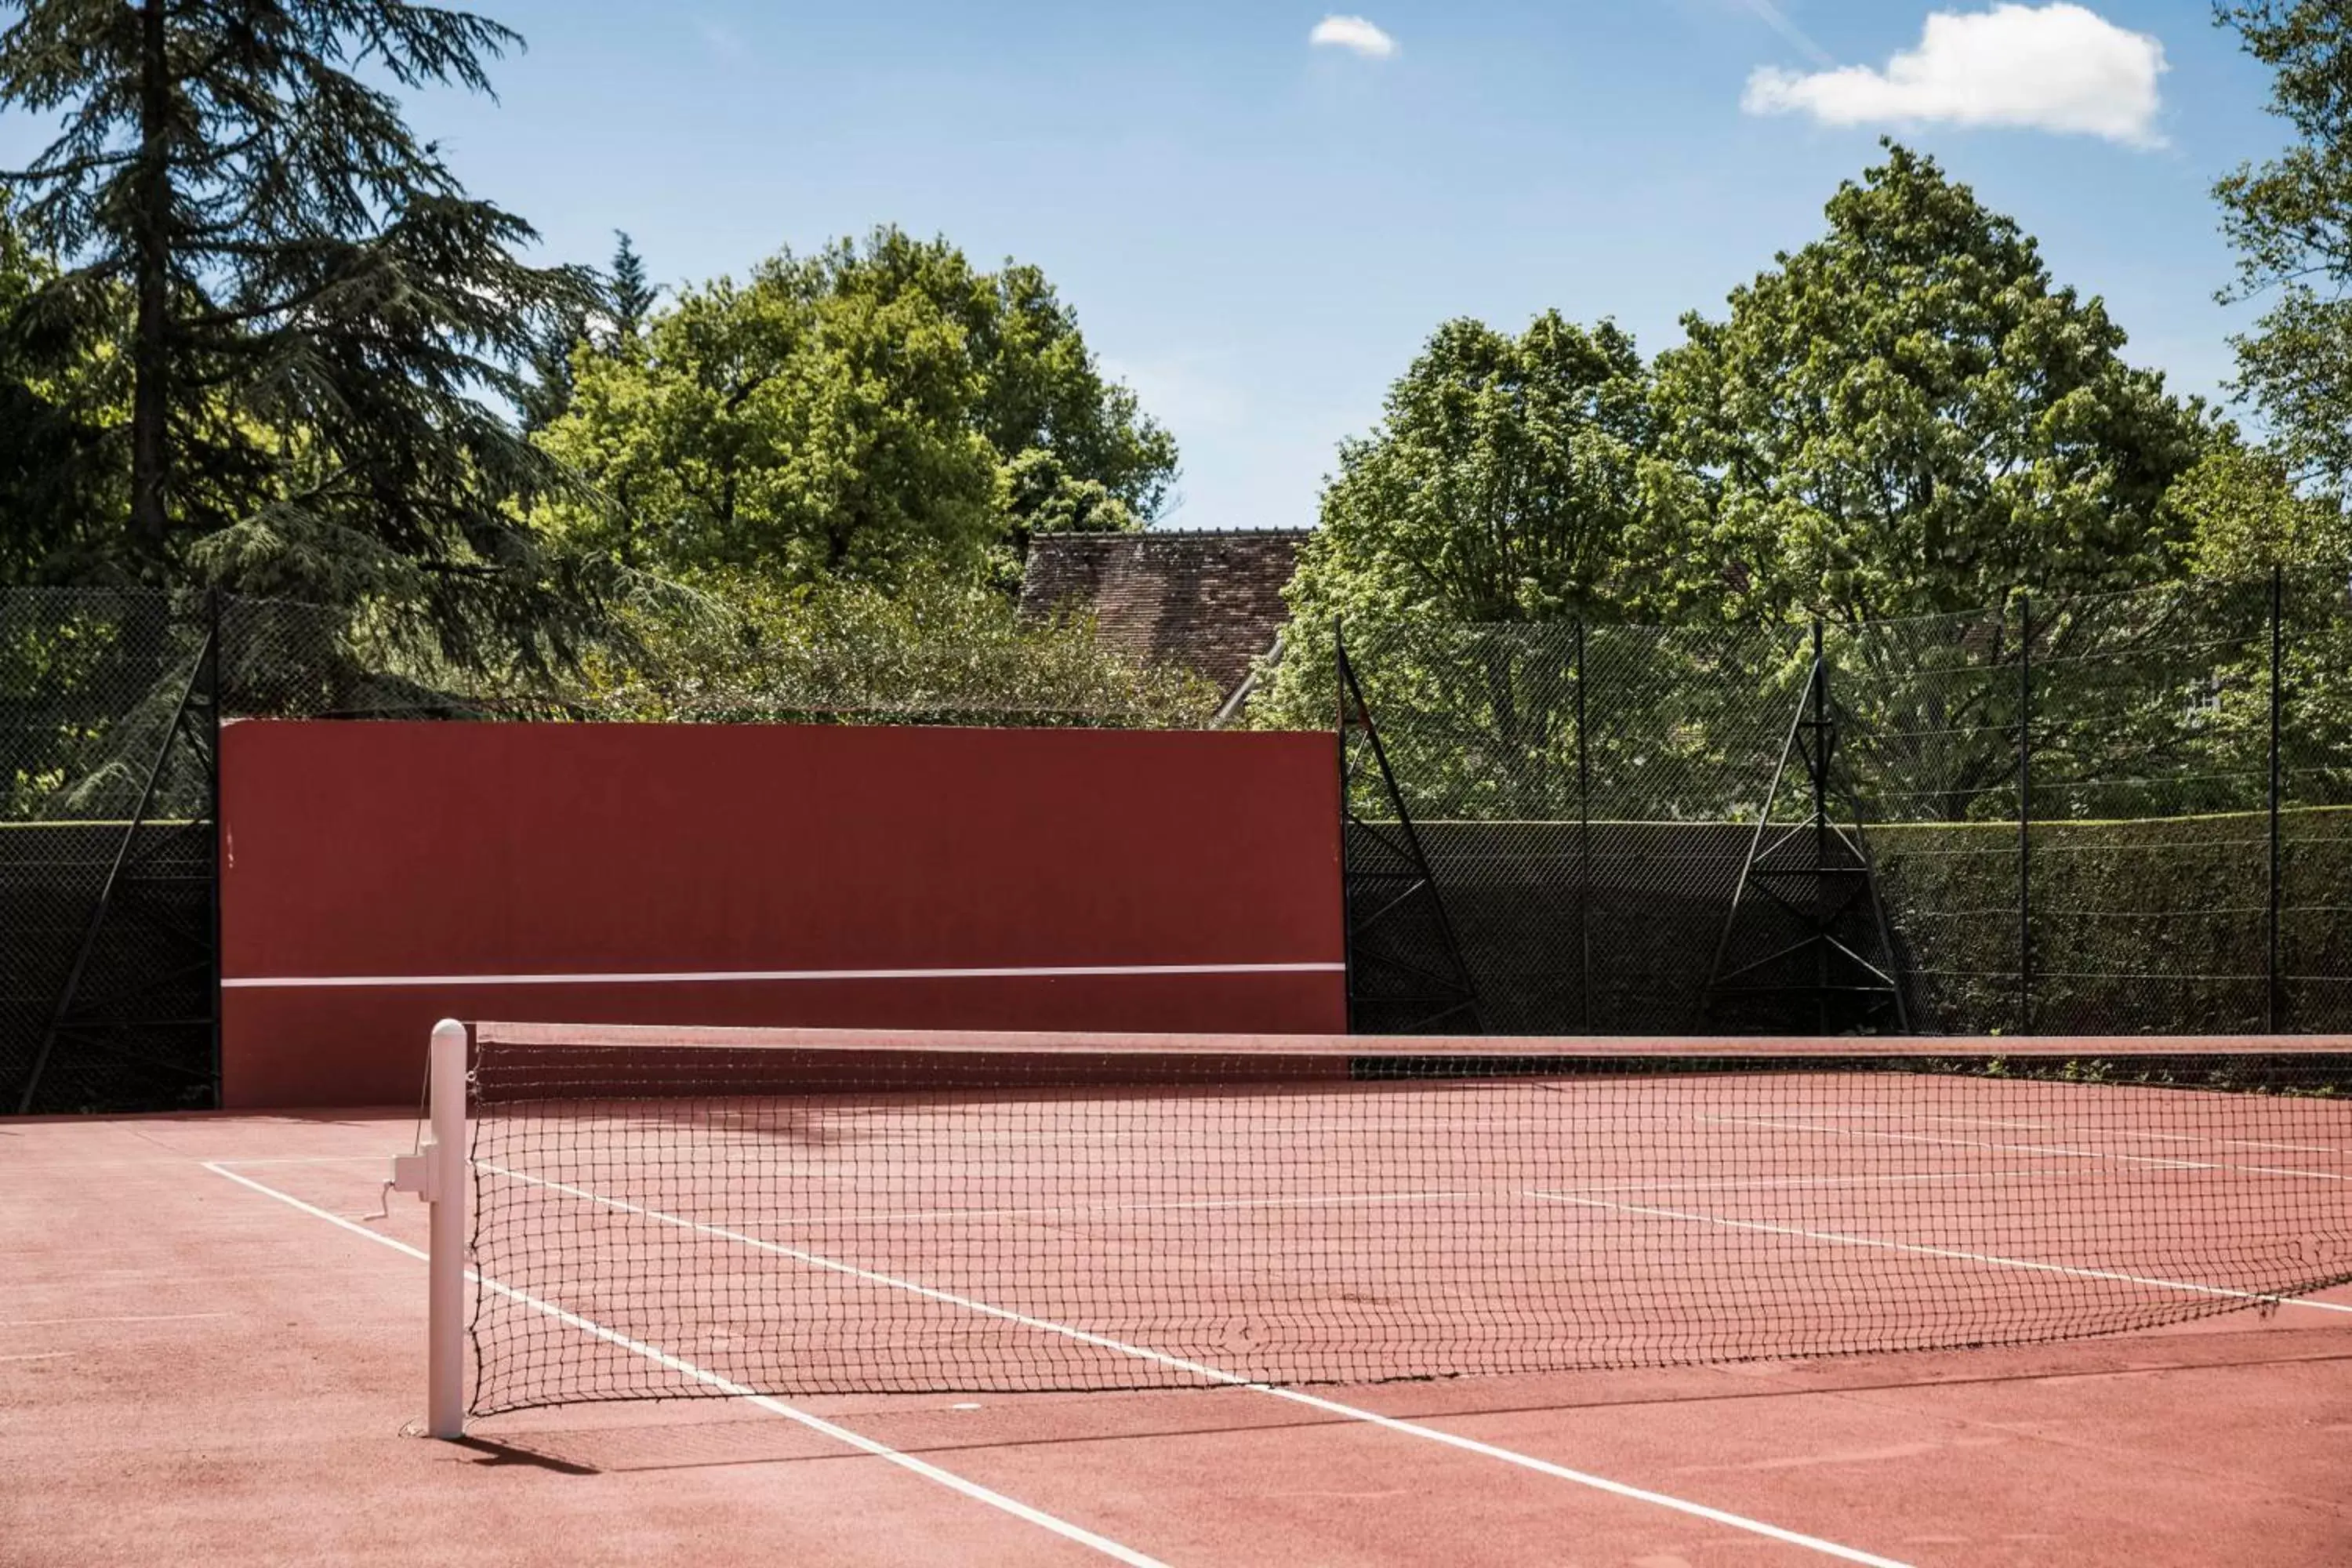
top-left (2017, 594), bottom-right (2034, 1037)
top-left (1575, 617), bottom-right (1592, 1032)
top-left (1811, 619), bottom-right (1830, 1033)
top-left (1336, 619), bottom-right (1355, 1034)
top-left (207, 586), bottom-right (226, 1105)
top-left (2268, 568), bottom-right (2285, 1034)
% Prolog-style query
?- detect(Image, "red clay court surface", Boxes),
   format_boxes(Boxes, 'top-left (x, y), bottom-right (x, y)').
top-left (9, 1064), bottom-right (2352, 1566)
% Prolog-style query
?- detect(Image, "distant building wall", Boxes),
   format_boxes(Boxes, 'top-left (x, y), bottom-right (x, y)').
top-left (1017, 528), bottom-right (1308, 696)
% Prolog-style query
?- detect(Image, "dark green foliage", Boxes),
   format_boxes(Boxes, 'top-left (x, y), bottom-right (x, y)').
top-left (606, 231), bottom-right (657, 344)
top-left (0, 196), bottom-right (124, 583)
top-left (518, 231), bottom-right (661, 434)
top-left (1, 0), bottom-right (604, 670)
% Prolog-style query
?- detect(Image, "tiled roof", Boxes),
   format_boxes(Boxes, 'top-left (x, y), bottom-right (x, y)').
top-left (1017, 528), bottom-right (1310, 694)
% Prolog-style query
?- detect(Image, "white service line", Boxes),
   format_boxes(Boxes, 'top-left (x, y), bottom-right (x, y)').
top-left (1698, 1114), bottom-right (2350, 1184)
top-left (1526, 1190), bottom-right (2352, 1316)
top-left (222, 961), bottom-right (1343, 990)
top-left (482, 1162), bottom-right (1914, 1568)
top-left (625, 1167), bottom-right (2082, 1234)
top-left (200, 1163), bottom-right (1169, 1568)
top-left (1919, 1116), bottom-right (2348, 1158)
top-left (1786, 1109), bottom-right (2349, 1160)
top-left (206, 1156), bottom-right (409, 1167)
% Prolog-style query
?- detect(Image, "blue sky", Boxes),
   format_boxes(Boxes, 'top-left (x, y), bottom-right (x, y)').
top-left (0, 2), bottom-right (2295, 531)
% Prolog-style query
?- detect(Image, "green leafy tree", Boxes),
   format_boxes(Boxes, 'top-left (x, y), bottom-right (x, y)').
top-left (2, 0), bottom-right (601, 666)
top-left (1255, 313), bottom-right (1655, 732)
top-left (1649, 143), bottom-right (2216, 624)
top-left (2216, 1), bottom-right (2352, 539)
top-left (535, 227), bottom-right (1176, 586)
top-left (2169, 440), bottom-right (2350, 576)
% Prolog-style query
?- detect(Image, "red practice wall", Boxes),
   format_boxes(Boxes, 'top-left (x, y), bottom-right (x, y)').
top-left (219, 720), bottom-right (1345, 1107)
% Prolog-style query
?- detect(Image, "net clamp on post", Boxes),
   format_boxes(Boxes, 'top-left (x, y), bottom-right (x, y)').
top-left (387, 1148), bottom-right (440, 1201)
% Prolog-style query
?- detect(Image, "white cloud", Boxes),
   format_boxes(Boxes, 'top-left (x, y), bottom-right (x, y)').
top-left (1309, 15), bottom-right (1399, 60)
top-left (1742, 4), bottom-right (2167, 147)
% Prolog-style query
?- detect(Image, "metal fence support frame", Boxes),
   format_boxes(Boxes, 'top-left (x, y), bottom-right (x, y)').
top-left (1695, 625), bottom-right (1909, 1033)
top-left (15, 611), bottom-right (219, 1115)
top-left (1335, 624), bottom-right (1483, 1034)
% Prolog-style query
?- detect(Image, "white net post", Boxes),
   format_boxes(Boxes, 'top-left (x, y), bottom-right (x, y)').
top-left (391, 1019), bottom-right (470, 1437)
top-left (426, 1018), bottom-right (467, 1437)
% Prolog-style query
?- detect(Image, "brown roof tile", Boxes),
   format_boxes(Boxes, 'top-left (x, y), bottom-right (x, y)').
top-left (1017, 528), bottom-right (1309, 695)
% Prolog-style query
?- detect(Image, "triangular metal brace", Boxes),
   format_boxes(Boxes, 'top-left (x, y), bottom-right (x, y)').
top-left (1696, 624), bottom-right (1911, 1035)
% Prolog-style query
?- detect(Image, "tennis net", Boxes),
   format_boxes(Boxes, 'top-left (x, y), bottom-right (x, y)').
top-left (452, 1022), bottom-right (2352, 1417)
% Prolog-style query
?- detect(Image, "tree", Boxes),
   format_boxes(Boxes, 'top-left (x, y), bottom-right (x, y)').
top-left (0, 195), bottom-right (122, 583)
top-left (2, 0), bottom-right (601, 665)
top-left (2215, 1), bottom-right (2352, 541)
top-left (1293, 314), bottom-right (1653, 626)
top-left (2169, 439), bottom-right (2351, 576)
top-left (1251, 311), bottom-right (1655, 743)
top-left (534, 227), bottom-right (1176, 587)
top-left (1649, 143), bottom-right (2216, 625)
top-left (607, 231), bottom-right (657, 345)
top-left (518, 231), bottom-right (660, 434)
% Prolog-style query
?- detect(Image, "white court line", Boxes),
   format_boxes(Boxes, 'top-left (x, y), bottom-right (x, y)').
top-left (0, 1313), bottom-right (232, 1327)
top-left (0, 1352), bottom-right (74, 1363)
top-left (481, 1162), bottom-right (1912, 1567)
top-left (200, 1163), bottom-right (1167, 1568)
top-left (531, 1167), bottom-right (2082, 1234)
top-left (1784, 1109), bottom-right (2348, 1159)
top-left (1918, 1117), bottom-right (2347, 1157)
top-left (1525, 1191), bottom-right (2352, 1316)
top-left (206, 1156), bottom-right (407, 1167)
top-left (1700, 1115), bottom-right (2350, 1184)
top-left (223, 961), bottom-right (1343, 990)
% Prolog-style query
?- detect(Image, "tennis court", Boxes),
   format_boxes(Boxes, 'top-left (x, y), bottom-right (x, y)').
top-left (7, 1026), bottom-right (2350, 1566)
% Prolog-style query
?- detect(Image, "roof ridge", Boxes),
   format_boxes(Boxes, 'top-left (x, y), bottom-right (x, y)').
top-left (1033, 526), bottom-right (1314, 545)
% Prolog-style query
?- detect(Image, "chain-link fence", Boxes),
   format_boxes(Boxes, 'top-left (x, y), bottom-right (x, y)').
top-left (12, 573), bottom-right (2352, 1110)
top-left (1328, 571), bottom-right (2352, 1037)
top-left (4, 590), bottom-right (220, 1114)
